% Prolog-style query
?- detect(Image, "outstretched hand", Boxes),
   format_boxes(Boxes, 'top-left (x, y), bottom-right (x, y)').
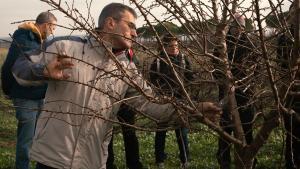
top-left (43, 55), bottom-right (74, 80)
top-left (198, 102), bottom-right (222, 123)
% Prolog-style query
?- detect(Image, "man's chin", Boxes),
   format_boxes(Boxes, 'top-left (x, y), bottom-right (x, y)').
top-left (169, 52), bottom-right (179, 55)
top-left (125, 41), bottom-right (133, 48)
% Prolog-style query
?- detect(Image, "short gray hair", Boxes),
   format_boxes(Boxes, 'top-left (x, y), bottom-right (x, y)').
top-left (36, 11), bottom-right (57, 25)
top-left (98, 3), bottom-right (137, 30)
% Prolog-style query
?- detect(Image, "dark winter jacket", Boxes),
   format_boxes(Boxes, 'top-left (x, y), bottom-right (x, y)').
top-left (149, 52), bottom-right (193, 98)
top-left (213, 31), bottom-right (255, 101)
top-left (113, 48), bottom-right (141, 116)
top-left (1, 22), bottom-right (47, 99)
top-left (277, 28), bottom-right (293, 70)
top-left (226, 32), bottom-right (255, 80)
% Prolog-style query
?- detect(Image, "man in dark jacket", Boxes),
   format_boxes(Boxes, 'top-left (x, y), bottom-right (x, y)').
top-left (149, 33), bottom-right (193, 169)
top-left (1, 11), bottom-right (57, 169)
top-left (213, 14), bottom-right (256, 169)
top-left (277, 19), bottom-right (300, 168)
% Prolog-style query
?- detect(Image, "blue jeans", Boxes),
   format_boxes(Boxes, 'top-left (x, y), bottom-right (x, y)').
top-left (13, 98), bottom-right (43, 169)
top-left (155, 128), bottom-right (189, 163)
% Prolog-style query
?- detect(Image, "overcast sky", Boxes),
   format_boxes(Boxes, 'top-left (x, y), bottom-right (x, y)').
top-left (0, 0), bottom-right (291, 38)
top-left (0, 0), bottom-right (134, 37)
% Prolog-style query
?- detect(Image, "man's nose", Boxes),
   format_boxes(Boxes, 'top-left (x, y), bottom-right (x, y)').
top-left (131, 29), bottom-right (137, 38)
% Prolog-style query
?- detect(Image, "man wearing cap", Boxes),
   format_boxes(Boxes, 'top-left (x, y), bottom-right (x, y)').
top-left (213, 13), bottom-right (257, 169)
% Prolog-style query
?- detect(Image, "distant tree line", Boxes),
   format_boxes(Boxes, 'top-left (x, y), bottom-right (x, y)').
top-left (136, 11), bottom-right (290, 38)
top-left (137, 18), bottom-right (255, 38)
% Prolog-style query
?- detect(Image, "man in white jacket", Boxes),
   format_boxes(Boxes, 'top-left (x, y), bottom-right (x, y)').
top-left (12, 3), bottom-right (221, 169)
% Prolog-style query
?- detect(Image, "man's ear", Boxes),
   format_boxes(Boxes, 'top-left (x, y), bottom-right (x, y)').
top-left (39, 23), bottom-right (47, 38)
top-left (39, 23), bottom-right (46, 31)
top-left (105, 17), bottom-right (116, 30)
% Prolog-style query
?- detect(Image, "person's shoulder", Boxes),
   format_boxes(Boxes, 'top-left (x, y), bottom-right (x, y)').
top-left (13, 28), bottom-right (31, 35)
top-left (12, 28), bottom-right (32, 40)
top-left (44, 36), bottom-right (87, 47)
top-left (47, 35), bottom-right (86, 44)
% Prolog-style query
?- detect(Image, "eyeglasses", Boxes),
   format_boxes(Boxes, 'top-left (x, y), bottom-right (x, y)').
top-left (166, 44), bottom-right (179, 48)
top-left (112, 17), bottom-right (136, 31)
top-left (164, 42), bottom-right (179, 48)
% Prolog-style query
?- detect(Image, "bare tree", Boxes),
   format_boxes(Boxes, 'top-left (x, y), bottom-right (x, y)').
top-left (129, 0), bottom-right (299, 168)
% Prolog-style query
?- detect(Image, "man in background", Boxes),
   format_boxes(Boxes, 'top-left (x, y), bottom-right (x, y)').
top-left (1, 11), bottom-right (57, 169)
top-left (213, 13), bottom-right (256, 169)
top-left (277, 3), bottom-right (300, 168)
top-left (149, 33), bottom-right (193, 169)
top-left (107, 48), bottom-right (144, 169)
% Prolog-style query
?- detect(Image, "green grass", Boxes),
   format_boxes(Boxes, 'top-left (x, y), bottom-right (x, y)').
top-left (109, 125), bottom-right (285, 169)
top-left (110, 128), bottom-right (220, 169)
top-left (0, 110), bottom-right (16, 169)
top-left (0, 48), bottom-right (16, 168)
top-left (0, 48), bottom-right (7, 63)
top-left (0, 107), bottom-right (286, 169)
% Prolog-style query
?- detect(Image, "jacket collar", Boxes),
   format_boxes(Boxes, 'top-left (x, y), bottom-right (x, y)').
top-left (87, 35), bottom-right (112, 50)
top-left (87, 35), bottom-right (131, 63)
top-left (18, 22), bottom-right (43, 42)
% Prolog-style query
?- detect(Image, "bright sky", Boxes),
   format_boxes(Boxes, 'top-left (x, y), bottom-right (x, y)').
top-left (0, 0), bottom-right (291, 38)
top-left (0, 0), bottom-right (139, 37)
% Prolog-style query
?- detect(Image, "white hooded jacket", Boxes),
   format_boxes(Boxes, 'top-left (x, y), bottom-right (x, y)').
top-left (13, 36), bottom-right (176, 169)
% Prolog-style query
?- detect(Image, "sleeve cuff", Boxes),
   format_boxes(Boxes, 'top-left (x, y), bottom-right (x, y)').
top-left (31, 63), bottom-right (47, 80)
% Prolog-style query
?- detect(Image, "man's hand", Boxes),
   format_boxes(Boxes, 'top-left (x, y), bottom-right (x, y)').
top-left (198, 102), bottom-right (222, 124)
top-left (43, 55), bottom-right (74, 80)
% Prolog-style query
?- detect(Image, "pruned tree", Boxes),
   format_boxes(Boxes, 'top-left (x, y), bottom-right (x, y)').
top-left (129, 0), bottom-right (299, 168)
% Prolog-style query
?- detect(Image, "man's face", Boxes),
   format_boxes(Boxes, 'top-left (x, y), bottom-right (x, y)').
top-left (229, 26), bottom-right (244, 38)
top-left (111, 10), bottom-right (137, 49)
top-left (41, 21), bottom-right (57, 39)
top-left (165, 40), bottom-right (179, 56)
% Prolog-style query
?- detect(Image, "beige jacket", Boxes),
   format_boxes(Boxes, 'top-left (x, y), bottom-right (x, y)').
top-left (24, 36), bottom-right (176, 168)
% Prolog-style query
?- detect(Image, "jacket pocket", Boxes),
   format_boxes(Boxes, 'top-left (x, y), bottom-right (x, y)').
top-left (34, 112), bottom-right (51, 140)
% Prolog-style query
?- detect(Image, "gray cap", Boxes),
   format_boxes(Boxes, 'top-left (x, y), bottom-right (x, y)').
top-left (231, 13), bottom-right (246, 28)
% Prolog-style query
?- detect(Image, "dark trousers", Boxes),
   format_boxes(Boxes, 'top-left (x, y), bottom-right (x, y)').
top-left (284, 99), bottom-right (300, 169)
top-left (107, 109), bottom-right (143, 169)
top-left (155, 128), bottom-right (189, 164)
top-left (36, 163), bottom-right (57, 169)
top-left (217, 92), bottom-right (254, 169)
